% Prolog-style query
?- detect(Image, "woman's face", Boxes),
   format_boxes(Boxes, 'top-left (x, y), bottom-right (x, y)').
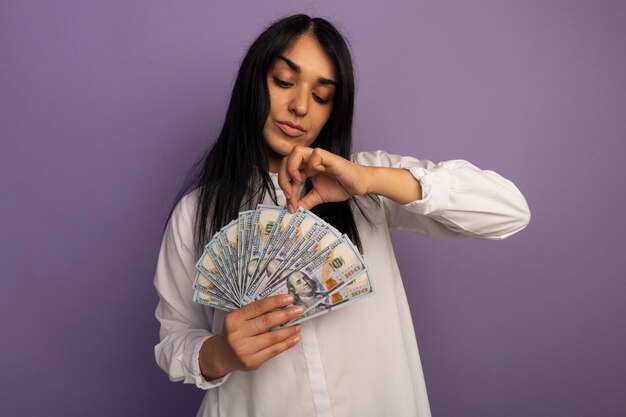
top-left (263, 34), bottom-right (337, 172)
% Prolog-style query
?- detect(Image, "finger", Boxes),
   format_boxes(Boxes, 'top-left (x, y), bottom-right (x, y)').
top-left (279, 152), bottom-right (305, 213)
top-left (286, 146), bottom-right (312, 185)
top-left (302, 149), bottom-right (327, 178)
top-left (246, 305), bottom-right (305, 335)
top-left (278, 156), bottom-right (293, 199)
top-left (250, 332), bottom-right (302, 366)
top-left (226, 324), bottom-right (302, 362)
top-left (247, 324), bottom-right (302, 353)
top-left (311, 149), bottom-right (354, 179)
top-left (296, 188), bottom-right (324, 211)
top-left (237, 294), bottom-right (294, 321)
top-left (286, 152), bottom-right (305, 185)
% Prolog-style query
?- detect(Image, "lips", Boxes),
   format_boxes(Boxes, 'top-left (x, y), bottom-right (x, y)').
top-left (276, 120), bottom-right (305, 137)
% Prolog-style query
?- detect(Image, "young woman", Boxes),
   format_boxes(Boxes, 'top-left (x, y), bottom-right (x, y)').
top-left (154, 14), bottom-right (530, 417)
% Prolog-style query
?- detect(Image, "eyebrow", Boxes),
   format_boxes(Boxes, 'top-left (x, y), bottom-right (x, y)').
top-left (276, 55), bottom-right (337, 86)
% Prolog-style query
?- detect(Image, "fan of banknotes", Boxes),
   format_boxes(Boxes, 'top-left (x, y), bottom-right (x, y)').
top-left (192, 204), bottom-right (374, 326)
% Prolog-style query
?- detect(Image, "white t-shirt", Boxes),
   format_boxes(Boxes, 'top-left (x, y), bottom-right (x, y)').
top-left (154, 150), bottom-right (530, 417)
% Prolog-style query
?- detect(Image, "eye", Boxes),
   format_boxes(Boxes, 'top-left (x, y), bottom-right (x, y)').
top-left (313, 93), bottom-right (330, 105)
top-left (273, 77), bottom-right (292, 88)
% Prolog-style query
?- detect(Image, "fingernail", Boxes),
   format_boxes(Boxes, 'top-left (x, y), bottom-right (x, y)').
top-left (282, 294), bottom-right (294, 303)
top-left (292, 306), bottom-right (305, 316)
top-left (292, 335), bottom-right (301, 344)
top-left (295, 325), bottom-right (302, 332)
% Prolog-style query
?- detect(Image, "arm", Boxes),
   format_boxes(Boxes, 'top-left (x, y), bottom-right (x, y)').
top-left (154, 192), bottom-right (304, 387)
top-left (361, 164), bottom-right (422, 204)
top-left (355, 150), bottom-right (531, 239)
top-left (278, 147), bottom-right (530, 240)
top-left (153, 192), bottom-right (227, 389)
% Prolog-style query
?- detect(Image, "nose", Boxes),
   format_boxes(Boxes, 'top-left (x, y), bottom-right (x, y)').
top-left (288, 85), bottom-right (309, 117)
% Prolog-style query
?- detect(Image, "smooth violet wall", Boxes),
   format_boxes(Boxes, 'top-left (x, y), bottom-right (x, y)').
top-left (2, 1), bottom-right (625, 416)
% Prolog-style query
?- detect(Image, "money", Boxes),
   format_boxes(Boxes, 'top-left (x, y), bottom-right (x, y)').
top-left (256, 236), bottom-right (365, 299)
top-left (193, 204), bottom-right (374, 325)
top-left (281, 266), bottom-right (375, 327)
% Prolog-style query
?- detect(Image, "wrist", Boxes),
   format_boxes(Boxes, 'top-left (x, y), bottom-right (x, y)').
top-left (361, 165), bottom-right (380, 196)
top-left (362, 166), bottom-right (422, 204)
top-left (363, 166), bottom-right (394, 196)
top-left (199, 333), bottom-right (234, 380)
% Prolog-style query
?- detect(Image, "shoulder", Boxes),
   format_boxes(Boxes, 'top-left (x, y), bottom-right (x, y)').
top-left (173, 188), bottom-right (200, 218)
top-left (167, 188), bottom-right (201, 238)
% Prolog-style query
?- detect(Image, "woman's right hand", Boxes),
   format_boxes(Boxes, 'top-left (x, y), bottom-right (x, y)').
top-left (199, 294), bottom-right (304, 379)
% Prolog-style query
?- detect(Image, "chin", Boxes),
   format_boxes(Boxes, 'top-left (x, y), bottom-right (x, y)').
top-left (265, 138), bottom-right (302, 158)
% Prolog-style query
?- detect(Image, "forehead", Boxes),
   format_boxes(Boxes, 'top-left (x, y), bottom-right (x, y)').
top-left (289, 271), bottom-right (305, 281)
top-left (274, 34), bottom-right (336, 81)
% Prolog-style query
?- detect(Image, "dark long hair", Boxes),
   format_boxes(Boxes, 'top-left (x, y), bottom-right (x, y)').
top-left (176, 14), bottom-right (375, 256)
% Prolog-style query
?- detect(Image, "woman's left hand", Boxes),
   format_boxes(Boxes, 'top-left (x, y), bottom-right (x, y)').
top-left (278, 146), bottom-right (423, 212)
top-left (278, 146), bottom-right (369, 213)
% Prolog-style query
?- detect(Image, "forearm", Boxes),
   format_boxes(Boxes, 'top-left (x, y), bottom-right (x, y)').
top-left (363, 166), bottom-right (422, 204)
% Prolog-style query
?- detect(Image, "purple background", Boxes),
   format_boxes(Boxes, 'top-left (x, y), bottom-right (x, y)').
top-left (2, 1), bottom-right (625, 416)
